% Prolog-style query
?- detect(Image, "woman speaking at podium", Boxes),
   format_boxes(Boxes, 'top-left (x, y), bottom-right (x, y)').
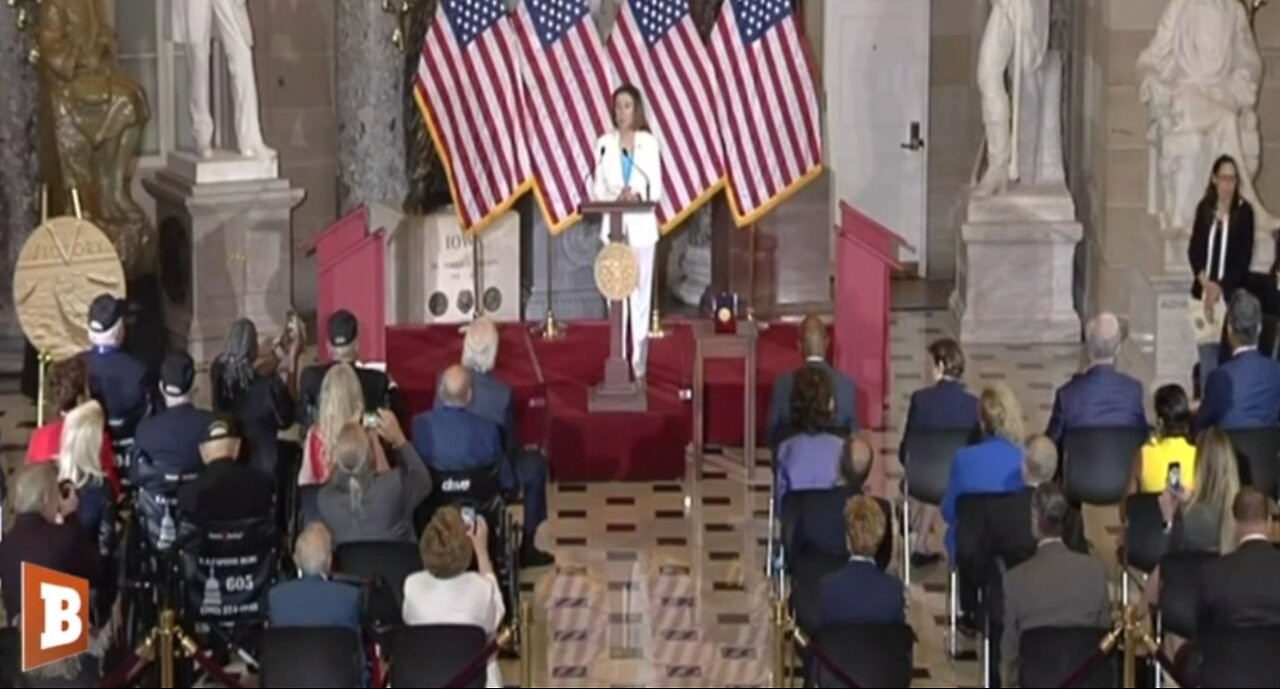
top-left (591, 84), bottom-right (662, 382)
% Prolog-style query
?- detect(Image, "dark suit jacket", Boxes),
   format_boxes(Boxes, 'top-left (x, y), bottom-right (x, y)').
top-left (268, 575), bottom-right (363, 633)
top-left (899, 379), bottom-right (980, 463)
top-left (786, 486), bottom-right (893, 572)
top-left (1046, 364), bottom-right (1147, 446)
top-left (1189, 198), bottom-right (1255, 301)
top-left (767, 359), bottom-right (858, 447)
top-left (210, 364), bottom-right (297, 476)
top-left (1196, 349), bottom-right (1280, 431)
top-left (178, 459), bottom-right (275, 524)
top-left (818, 560), bottom-right (905, 627)
top-left (1197, 539), bottom-right (1280, 629)
top-left (85, 346), bottom-right (153, 439)
top-left (0, 513), bottom-right (102, 625)
top-left (436, 370), bottom-right (517, 455)
top-left (1002, 542), bottom-right (1111, 686)
top-left (412, 406), bottom-right (503, 472)
top-left (133, 403), bottom-right (214, 478)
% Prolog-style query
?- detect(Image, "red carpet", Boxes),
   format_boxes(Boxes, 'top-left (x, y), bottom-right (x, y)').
top-left (385, 320), bottom-right (803, 481)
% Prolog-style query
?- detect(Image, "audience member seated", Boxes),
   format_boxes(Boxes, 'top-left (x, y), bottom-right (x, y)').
top-left (1001, 484), bottom-right (1111, 687)
top-left (299, 363), bottom-right (367, 487)
top-left (269, 522), bottom-right (363, 634)
top-left (981, 435), bottom-right (1087, 571)
top-left (816, 495), bottom-right (905, 628)
top-left (1196, 290), bottom-right (1280, 431)
top-left (319, 416), bottom-right (433, 546)
top-left (0, 465), bottom-right (104, 687)
top-left (1197, 488), bottom-right (1280, 629)
top-left (1045, 312), bottom-right (1147, 447)
top-left (178, 416), bottom-right (275, 524)
top-left (1134, 384), bottom-right (1196, 494)
top-left (437, 318), bottom-right (552, 566)
top-left (83, 293), bottom-right (153, 455)
top-left (26, 356), bottom-right (113, 470)
top-left (775, 367), bottom-right (845, 509)
top-left (57, 401), bottom-right (121, 551)
top-left (1140, 428), bottom-right (1240, 615)
top-left (414, 366), bottom-right (503, 475)
top-left (787, 436), bottom-right (892, 573)
top-left (210, 318), bottom-right (300, 476)
top-left (132, 352), bottom-right (215, 479)
top-left (299, 309), bottom-right (403, 429)
top-left (900, 338), bottom-right (980, 566)
top-left (942, 384), bottom-right (1027, 559)
top-left (766, 314), bottom-right (858, 449)
top-left (403, 507), bottom-right (505, 688)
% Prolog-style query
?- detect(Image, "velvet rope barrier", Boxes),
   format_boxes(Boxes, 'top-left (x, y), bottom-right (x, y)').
top-left (97, 649), bottom-right (146, 688)
top-left (1054, 644), bottom-right (1116, 688)
top-left (442, 635), bottom-right (503, 689)
top-left (794, 633), bottom-right (862, 689)
top-left (188, 645), bottom-right (247, 689)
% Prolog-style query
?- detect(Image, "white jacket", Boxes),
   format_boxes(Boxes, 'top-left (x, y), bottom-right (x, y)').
top-left (171, 0), bottom-right (254, 47)
top-left (589, 130), bottom-right (663, 249)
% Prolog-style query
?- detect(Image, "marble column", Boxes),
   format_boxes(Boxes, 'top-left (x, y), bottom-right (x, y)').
top-left (336, 0), bottom-right (406, 212)
top-left (0, 9), bottom-right (39, 354)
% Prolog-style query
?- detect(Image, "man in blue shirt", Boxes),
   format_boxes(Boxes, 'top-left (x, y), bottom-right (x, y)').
top-left (767, 314), bottom-right (859, 449)
top-left (413, 365), bottom-right (503, 473)
top-left (84, 294), bottom-right (153, 472)
top-left (1196, 290), bottom-right (1280, 431)
top-left (1045, 312), bottom-right (1147, 447)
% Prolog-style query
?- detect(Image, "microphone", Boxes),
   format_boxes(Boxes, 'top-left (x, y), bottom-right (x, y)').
top-left (622, 148), bottom-right (651, 202)
top-left (582, 145), bottom-right (607, 196)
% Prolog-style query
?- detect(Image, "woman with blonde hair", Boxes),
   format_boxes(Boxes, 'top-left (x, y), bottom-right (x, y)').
top-left (300, 363), bottom-right (366, 486)
top-left (58, 400), bottom-right (119, 544)
top-left (403, 506), bottom-right (504, 687)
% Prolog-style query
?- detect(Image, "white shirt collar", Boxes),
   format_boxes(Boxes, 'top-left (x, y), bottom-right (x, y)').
top-left (848, 554), bottom-right (876, 565)
top-left (805, 355), bottom-right (825, 363)
top-left (1235, 345), bottom-right (1259, 356)
top-left (1037, 538), bottom-right (1064, 549)
top-left (1240, 533), bottom-right (1271, 546)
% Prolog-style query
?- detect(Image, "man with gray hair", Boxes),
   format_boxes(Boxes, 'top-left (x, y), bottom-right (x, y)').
top-left (298, 309), bottom-right (404, 428)
top-left (268, 522), bottom-right (363, 640)
top-left (1045, 312), bottom-right (1146, 446)
top-left (1196, 290), bottom-right (1280, 430)
top-left (1001, 483), bottom-right (1111, 686)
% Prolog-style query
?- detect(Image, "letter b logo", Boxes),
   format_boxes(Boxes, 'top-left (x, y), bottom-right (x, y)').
top-left (21, 563), bottom-right (89, 672)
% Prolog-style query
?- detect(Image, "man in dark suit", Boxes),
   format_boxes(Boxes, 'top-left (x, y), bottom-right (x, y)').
top-left (1001, 484), bottom-right (1112, 687)
top-left (84, 293), bottom-right (153, 468)
top-left (1196, 291), bottom-right (1280, 431)
top-left (269, 522), bottom-right (362, 633)
top-left (178, 416), bottom-right (275, 524)
top-left (298, 310), bottom-right (404, 428)
top-left (1045, 312), bottom-right (1147, 446)
top-left (413, 365), bottom-right (503, 474)
top-left (434, 318), bottom-right (552, 566)
top-left (817, 494), bottom-right (905, 627)
top-left (767, 314), bottom-right (858, 448)
top-left (132, 352), bottom-right (214, 479)
top-left (787, 435), bottom-right (892, 573)
top-left (1197, 487), bottom-right (1280, 629)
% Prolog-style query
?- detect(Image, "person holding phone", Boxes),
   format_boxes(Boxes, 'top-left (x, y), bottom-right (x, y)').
top-left (1132, 384), bottom-right (1197, 494)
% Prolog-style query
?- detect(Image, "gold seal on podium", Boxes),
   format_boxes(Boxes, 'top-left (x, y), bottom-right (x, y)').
top-left (594, 241), bottom-right (640, 303)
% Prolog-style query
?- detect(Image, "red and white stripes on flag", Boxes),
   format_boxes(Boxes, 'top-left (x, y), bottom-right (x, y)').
top-left (413, 0), bottom-right (532, 233)
top-left (709, 0), bottom-right (822, 225)
top-left (607, 0), bottom-right (725, 232)
top-left (513, 0), bottom-right (615, 233)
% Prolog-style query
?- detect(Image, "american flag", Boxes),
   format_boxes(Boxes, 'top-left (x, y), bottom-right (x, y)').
top-left (514, 0), bottom-right (615, 233)
top-left (414, 0), bottom-right (532, 232)
top-left (608, 0), bottom-right (725, 231)
top-left (709, 0), bottom-right (822, 225)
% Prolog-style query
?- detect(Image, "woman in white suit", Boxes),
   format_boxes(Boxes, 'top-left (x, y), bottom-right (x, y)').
top-left (591, 85), bottom-right (663, 381)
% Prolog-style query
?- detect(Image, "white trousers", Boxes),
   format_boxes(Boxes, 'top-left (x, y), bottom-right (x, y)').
top-left (624, 244), bottom-right (655, 378)
top-left (183, 0), bottom-right (266, 154)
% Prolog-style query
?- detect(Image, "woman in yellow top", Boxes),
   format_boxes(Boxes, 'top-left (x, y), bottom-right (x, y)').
top-left (1133, 384), bottom-right (1196, 494)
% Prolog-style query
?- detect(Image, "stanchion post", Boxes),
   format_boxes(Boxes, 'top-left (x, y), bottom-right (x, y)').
top-left (772, 598), bottom-right (786, 688)
top-left (649, 240), bottom-right (667, 339)
top-left (1122, 605), bottom-right (1137, 688)
top-left (35, 351), bottom-right (51, 426)
top-left (159, 608), bottom-right (177, 689)
top-left (521, 598), bottom-right (534, 688)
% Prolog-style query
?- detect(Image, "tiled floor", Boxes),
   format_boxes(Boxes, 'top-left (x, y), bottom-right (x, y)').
top-left (0, 310), bottom-right (1125, 687)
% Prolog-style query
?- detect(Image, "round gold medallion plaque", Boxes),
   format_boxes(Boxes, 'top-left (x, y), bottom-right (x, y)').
top-left (594, 242), bottom-right (640, 302)
top-left (13, 217), bottom-right (126, 360)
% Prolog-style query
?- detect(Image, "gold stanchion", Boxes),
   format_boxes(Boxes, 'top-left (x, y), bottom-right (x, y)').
top-left (521, 599), bottom-right (534, 688)
top-left (35, 351), bottom-right (51, 426)
top-left (772, 598), bottom-right (786, 687)
top-left (532, 231), bottom-right (567, 339)
top-left (648, 242), bottom-right (667, 339)
top-left (1121, 605), bottom-right (1138, 688)
top-left (158, 609), bottom-right (177, 689)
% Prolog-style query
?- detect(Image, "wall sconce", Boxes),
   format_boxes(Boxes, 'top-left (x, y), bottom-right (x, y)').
top-left (382, 0), bottom-right (423, 54)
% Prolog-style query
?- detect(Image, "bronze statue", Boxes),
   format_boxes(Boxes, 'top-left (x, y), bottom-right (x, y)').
top-left (38, 0), bottom-right (155, 279)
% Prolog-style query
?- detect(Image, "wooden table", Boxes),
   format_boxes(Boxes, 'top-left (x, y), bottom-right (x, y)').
top-left (691, 320), bottom-right (759, 478)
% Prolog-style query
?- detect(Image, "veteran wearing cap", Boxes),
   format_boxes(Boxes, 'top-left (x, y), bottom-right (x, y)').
top-left (178, 416), bottom-right (275, 524)
top-left (298, 310), bottom-right (404, 428)
top-left (132, 352), bottom-right (215, 481)
top-left (84, 293), bottom-right (153, 464)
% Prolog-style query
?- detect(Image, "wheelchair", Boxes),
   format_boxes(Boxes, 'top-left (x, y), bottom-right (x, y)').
top-left (414, 461), bottom-right (523, 651)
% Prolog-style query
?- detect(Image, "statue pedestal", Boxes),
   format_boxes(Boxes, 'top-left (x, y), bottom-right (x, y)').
top-left (951, 183), bottom-right (1082, 345)
top-left (143, 156), bottom-right (305, 363)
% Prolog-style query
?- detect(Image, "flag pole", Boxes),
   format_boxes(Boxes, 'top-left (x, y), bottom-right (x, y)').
top-left (532, 230), bottom-right (566, 339)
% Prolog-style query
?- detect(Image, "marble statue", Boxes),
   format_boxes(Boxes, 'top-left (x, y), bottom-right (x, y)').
top-left (1138, 0), bottom-right (1275, 234)
top-left (975, 0), bottom-right (1052, 196)
top-left (172, 0), bottom-right (274, 159)
top-left (38, 0), bottom-right (155, 278)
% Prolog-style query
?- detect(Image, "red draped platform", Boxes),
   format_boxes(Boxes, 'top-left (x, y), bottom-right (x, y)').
top-left (386, 320), bottom-right (803, 482)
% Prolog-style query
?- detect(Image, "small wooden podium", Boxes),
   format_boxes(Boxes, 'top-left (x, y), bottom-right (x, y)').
top-left (582, 199), bottom-right (657, 413)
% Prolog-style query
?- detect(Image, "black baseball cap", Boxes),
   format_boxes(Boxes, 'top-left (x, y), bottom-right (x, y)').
top-left (87, 294), bottom-right (124, 333)
top-left (160, 352), bottom-right (196, 397)
top-left (202, 415), bottom-right (241, 443)
top-left (328, 310), bottom-right (359, 347)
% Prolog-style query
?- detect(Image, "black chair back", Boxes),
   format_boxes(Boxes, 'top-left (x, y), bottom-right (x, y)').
top-left (1019, 627), bottom-right (1117, 688)
top-left (387, 625), bottom-right (489, 688)
top-left (0, 628), bottom-right (19, 689)
top-left (1158, 551), bottom-right (1217, 639)
top-left (810, 622), bottom-right (914, 688)
top-left (334, 540), bottom-right (422, 628)
top-left (1063, 428), bottom-right (1148, 505)
top-left (1122, 494), bottom-right (1166, 574)
top-left (1199, 626), bottom-right (1280, 687)
top-left (259, 626), bottom-right (363, 688)
top-left (179, 515), bottom-right (279, 626)
top-left (902, 428), bottom-right (972, 505)
top-left (1225, 428), bottom-right (1280, 498)
top-left (780, 489), bottom-right (893, 573)
top-left (415, 462), bottom-right (504, 535)
top-left (1261, 314), bottom-right (1280, 359)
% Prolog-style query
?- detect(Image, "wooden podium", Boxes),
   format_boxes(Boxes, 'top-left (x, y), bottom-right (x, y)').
top-left (833, 202), bottom-right (903, 430)
top-left (581, 199), bottom-right (657, 413)
top-left (301, 206), bottom-right (388, 362)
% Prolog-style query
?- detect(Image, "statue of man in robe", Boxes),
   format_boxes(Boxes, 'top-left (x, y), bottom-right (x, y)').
top-left (172, 0), bottom-right (275, 159)
top-left (1138, 0), bottom-right (1275, 237)
top-left (975, 0), bottom-right (1052, 196)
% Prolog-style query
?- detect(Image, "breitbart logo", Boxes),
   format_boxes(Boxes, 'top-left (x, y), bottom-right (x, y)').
top-left (21, 563), bottom-right (89, 672)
